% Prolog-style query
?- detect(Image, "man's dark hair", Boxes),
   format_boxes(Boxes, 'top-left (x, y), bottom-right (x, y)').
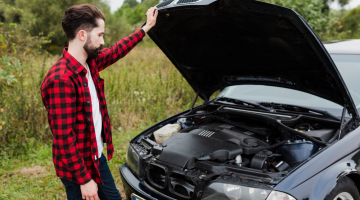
top-left (62, 4), bottom-right (105, 40)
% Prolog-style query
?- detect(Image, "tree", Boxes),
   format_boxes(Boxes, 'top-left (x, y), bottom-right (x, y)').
top-left (115, 0), bottom-right (159, 25)
top-left (262, 0), bottom-right (347, 40)
top-left (340, 6), bottom-right (360, 38)
top-left (323, 0), bottom-right (350, 11)
top-left (9, 0), bottom-right (111, 54)
top-left (123, 0), bottom-right (139, 8)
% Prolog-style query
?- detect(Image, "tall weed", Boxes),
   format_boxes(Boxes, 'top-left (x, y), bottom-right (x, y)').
top-left (0, 46), bottom-right (204, 158)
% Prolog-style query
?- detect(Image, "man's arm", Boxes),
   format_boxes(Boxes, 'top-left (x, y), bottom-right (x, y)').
top-left (94, 29), bottom-right (146, 72)
top-left (46, 79), bottom-right (91, 184)
top-left (95, 7), bottom-right (158, 72)
top-left (45, 79), bottom-right (99, 199)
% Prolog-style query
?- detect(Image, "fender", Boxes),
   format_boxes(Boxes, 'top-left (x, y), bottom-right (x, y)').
top-left (274, 127), bottom-right (360, 200)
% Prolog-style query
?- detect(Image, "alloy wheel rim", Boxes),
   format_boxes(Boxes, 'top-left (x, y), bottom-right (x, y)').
top-left (334, 192), bottom-right (354, 200)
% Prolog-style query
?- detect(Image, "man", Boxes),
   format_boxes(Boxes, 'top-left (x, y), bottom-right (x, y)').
top-left (40, 4), bottom-right (158, 200)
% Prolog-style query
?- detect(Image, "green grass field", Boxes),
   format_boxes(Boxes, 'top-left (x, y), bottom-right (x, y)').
top-left (0, 129), bottom-right (142, 199)
top-left (0, 128), bottom-right (149, 199)
top-left (0, 46), bottom-right (208, 199)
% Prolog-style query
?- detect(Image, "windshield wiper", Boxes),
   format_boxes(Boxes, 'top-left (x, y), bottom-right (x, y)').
top-left (215, 97), bottom-right (272, 112)
top-left (259, 102), bottom-right (341, 121)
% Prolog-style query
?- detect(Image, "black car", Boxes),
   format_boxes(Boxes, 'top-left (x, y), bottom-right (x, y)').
top-left (120, 0), bottom-right (360, 199)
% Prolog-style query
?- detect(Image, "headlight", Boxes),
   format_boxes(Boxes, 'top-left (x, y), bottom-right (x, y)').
top-left (126, 145), bottom-right (139, 175)
top-left (266, 191), bottom-right (296, 200)
top-left (202, 183), bottom-right (271, 200)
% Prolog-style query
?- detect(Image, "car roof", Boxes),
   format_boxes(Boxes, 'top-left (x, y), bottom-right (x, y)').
top-left (323, 39), bottom-right (360, 54)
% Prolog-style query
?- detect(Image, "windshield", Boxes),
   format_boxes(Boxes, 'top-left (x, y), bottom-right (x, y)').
top-left (217, 54), bottom-right (360, 115)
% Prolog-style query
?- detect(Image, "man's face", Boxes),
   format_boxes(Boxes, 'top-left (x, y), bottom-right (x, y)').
top-left (83, 18), bottom-right (105, 60)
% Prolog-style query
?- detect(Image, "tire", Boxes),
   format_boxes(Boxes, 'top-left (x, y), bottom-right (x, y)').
top-left (325, 176), bottom-right (360, 200)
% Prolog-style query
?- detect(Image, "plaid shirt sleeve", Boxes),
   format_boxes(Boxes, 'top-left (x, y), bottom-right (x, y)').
top-left (95, 29), bottom-right (146, 72)
top-left (45, 79), bottom-right (92, 185)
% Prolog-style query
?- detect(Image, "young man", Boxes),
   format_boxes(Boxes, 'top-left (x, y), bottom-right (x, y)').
top-left (40, 4), bottom-right (158, 200)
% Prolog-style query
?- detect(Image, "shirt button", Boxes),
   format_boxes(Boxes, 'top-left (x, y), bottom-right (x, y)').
top-left (75, 71), bottom-right (78, 74)
top-left (87, 100), bottom-right (90, 104)
top-left (83, 83), bottom-right (87, 87)
top-left (83, 69), bottom-right (86, 73)
top-left (88, 118), bottom-right (91, 121)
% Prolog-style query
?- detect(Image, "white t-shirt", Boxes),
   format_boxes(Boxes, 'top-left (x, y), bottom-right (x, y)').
top-left (86, 63), bottom-right (104, 159)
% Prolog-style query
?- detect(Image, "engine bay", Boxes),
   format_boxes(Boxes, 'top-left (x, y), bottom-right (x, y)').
top-left (127, 103), bottom-right (351, 199)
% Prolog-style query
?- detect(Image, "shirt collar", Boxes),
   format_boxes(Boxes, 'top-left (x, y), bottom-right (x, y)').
top-left (63, 47), bottom-right (87, 75)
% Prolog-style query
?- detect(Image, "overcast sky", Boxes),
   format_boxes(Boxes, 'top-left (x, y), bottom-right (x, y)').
top-left (107, 0), bottom-right (360, 13)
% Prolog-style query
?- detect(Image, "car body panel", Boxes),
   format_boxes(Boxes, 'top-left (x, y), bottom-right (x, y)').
top-left (148, 0), bottom-right (358, 117)
top-left (324, 40), bottom-right (360, 55)
top-left (274, 126), bottom-right (360, 199)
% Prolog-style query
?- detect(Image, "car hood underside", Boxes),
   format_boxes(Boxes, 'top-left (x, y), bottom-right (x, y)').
top-left (148, 0), bottom-right (358, 117)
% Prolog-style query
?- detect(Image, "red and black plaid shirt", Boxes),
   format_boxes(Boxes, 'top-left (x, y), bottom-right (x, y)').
top-left (41, 29), bottom-right (145, 185)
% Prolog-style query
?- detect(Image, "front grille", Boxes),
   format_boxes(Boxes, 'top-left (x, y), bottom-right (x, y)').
top-left (198, 130), bottom-right (215, 137)
top-left (176, 0), bottom-right (201, 4)
top-left (147, 164), bottom-right (167, 189)
top-left (146, 163), bottom-right (196, 199)
top-left (169, 173), bottom-right (195, 198)
top-left (156, 0), bottom-right (174, 8)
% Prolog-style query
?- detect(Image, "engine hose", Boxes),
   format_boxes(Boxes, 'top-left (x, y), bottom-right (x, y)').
top-left (276, 121), bottom-right (327, 146)
top-left (179, 110), bottom-right (218, 119)
top-left (327, 129), bottom-right (340, 144)
top-left (247, 140), bottom-right (289, 153)
top-left (268, 140), bottom-right (288, 149)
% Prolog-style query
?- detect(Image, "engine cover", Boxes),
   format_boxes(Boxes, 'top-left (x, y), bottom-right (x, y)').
top-left (157, 123), bottom-right (269, 168)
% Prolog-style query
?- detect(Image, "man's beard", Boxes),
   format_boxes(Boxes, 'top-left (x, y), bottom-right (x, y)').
top-left (83, 37), bottom-right (103, 60)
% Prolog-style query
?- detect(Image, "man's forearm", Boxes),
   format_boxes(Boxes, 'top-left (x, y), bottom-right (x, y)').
top-left (95, 29), bottom-right (146, 72)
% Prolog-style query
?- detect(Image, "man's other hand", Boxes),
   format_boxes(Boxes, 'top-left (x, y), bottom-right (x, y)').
top-left (142, 7), bottom-right (158, 33)
top-left (80, 179), bottom-right (99, 200)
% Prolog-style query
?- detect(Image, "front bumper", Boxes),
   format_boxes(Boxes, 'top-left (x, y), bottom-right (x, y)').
top-left (120, 164), bottom-right (175, 200)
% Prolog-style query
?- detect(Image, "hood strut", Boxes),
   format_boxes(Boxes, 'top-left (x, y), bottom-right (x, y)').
top-left (190, 92), bottom-right (199, 111)
top-left (338, 105), bottom-right (347, 140)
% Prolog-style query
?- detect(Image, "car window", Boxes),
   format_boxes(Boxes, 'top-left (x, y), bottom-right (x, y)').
top-left (331, 55), bottom-right (360, 108)
top-left (217, 54), bottom-right (360, 115)
top-left (218, 85), bottom-right (342, 110)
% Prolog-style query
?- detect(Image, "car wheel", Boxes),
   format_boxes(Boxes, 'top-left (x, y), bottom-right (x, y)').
top-left (325, 177), bottom-right (360, 200)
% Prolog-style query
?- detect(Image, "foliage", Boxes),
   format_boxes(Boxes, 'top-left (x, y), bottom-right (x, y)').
top-left (262, 0), bottom-right (349, 40)
top-left (340, 6), bottom-right (360, 39)
top-left (0, 1), bottom-right (54, 157)
top-left (0, 0), bottom-right (112, 54)
top-left (0, 21), bottom-right (53, 57)
top-left (123, 0), bottom-right (139, 8)
top-left (116, 0), bottom-right (159, 26)
top-left (0, 0), bottom-right (160, 52)
top-left (322, 0), bottom-right (350, 12)
top-left (0, 55), bottom-right (24, 88)
top-left (0, 46), bottom-right (202, 158)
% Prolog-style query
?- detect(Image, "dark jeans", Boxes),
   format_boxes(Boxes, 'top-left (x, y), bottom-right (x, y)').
top-left (61, 154), bottom-right (122, 200)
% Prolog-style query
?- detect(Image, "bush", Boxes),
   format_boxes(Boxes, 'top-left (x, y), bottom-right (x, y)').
top-left (262, 0), bottom-right (348, 41)
top-left (0, 2), bottom-right (54, 158)
top-left (340, 6), bottom-right (360, 39)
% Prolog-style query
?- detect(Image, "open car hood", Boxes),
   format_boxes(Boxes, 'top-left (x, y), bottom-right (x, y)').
top-left (147, 0), bottom-right (359, 117)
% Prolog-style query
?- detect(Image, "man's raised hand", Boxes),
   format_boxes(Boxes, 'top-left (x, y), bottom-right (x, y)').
top-left (142, 7), bottom-right (158, 33)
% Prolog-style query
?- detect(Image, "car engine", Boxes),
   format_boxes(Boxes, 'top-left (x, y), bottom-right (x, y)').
top-left (127, 104), bottom-right (342, 199)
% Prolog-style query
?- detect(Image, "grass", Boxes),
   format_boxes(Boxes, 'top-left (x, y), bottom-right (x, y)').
top-left (0, 46), bottom-right (207, 199)
top-left (0, 129), bottom-right (142, 200)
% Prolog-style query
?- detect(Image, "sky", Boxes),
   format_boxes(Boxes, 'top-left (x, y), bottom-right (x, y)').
top-left (330, 0), bottom-right (360, 10)
top-left (107, 0), bottom-right (360, 13)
